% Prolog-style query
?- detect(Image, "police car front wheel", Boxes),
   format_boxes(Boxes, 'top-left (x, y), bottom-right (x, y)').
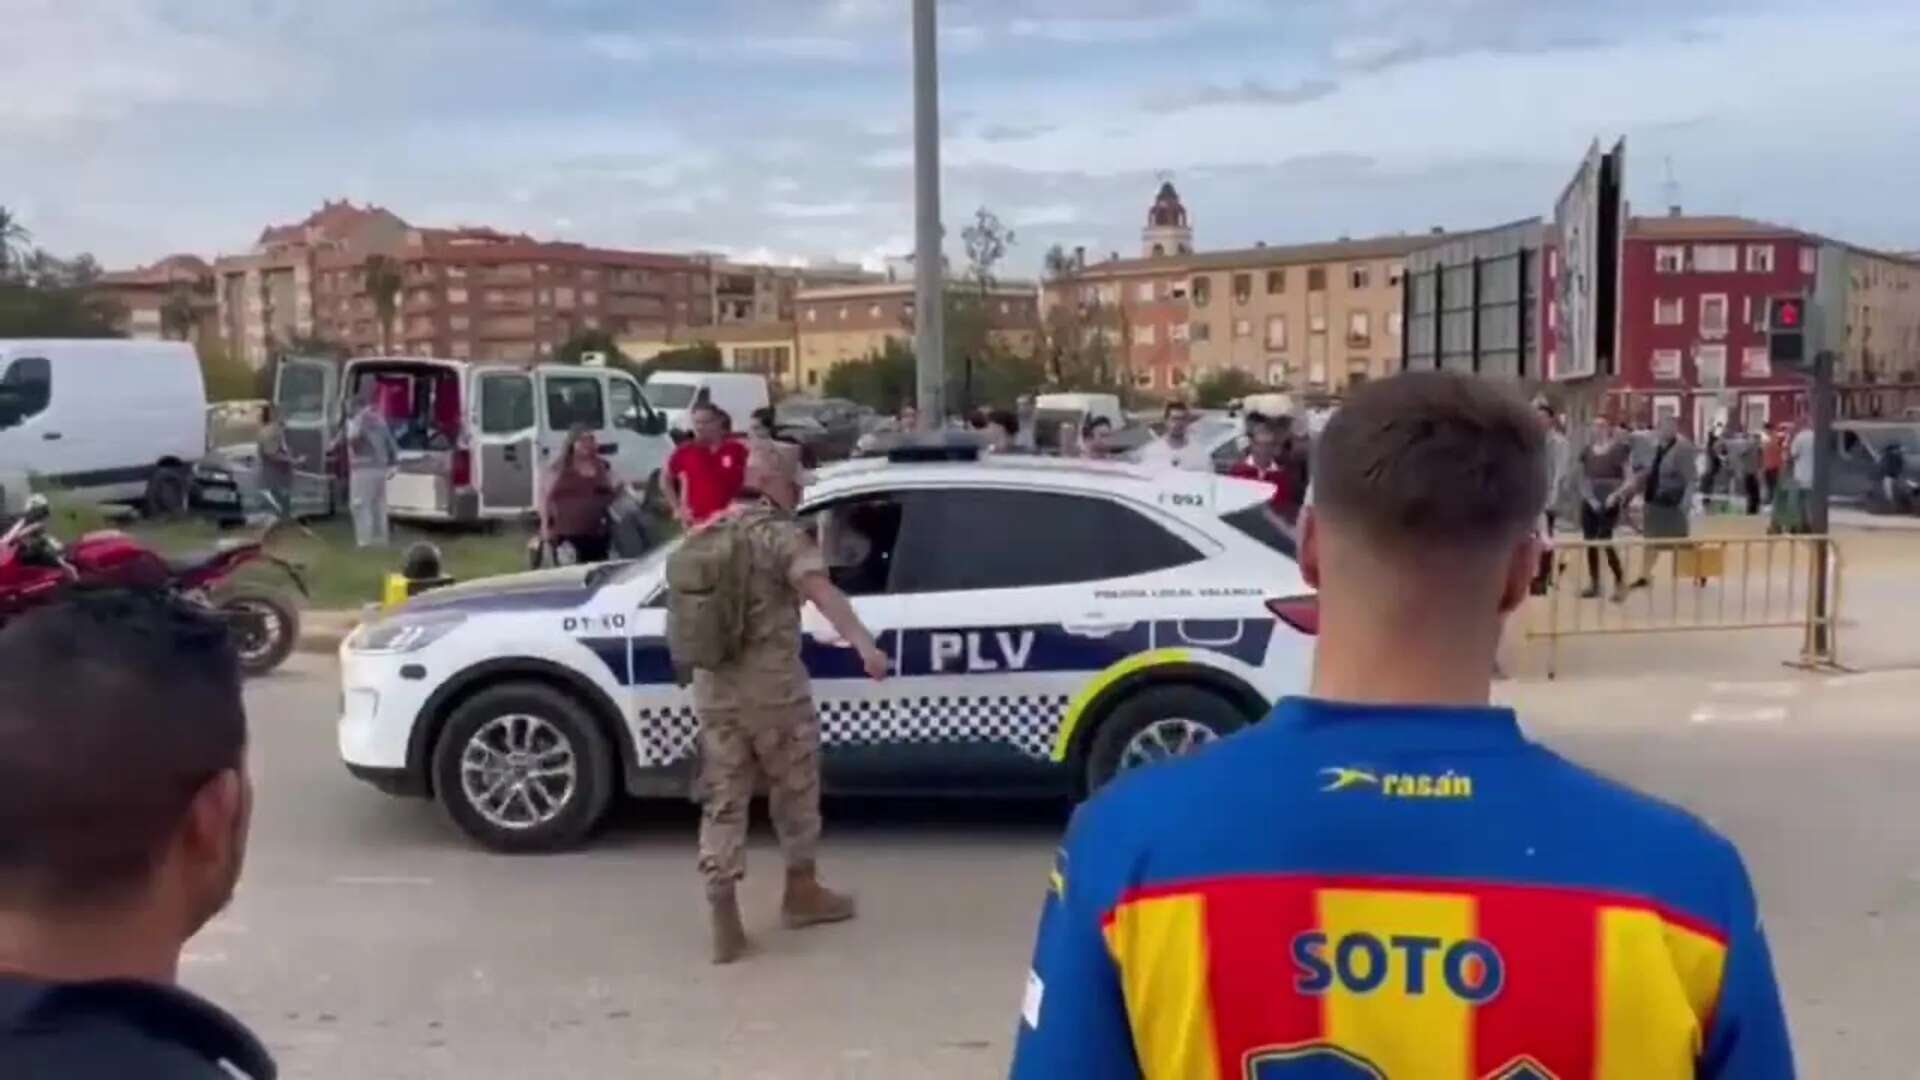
top-left (432, 682), bottom-right (616, 853)
top-left (1084, 685), bottom-right (1246, 792)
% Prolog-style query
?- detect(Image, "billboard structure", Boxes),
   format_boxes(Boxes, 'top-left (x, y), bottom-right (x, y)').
top-left (1547, 138), bottom-right (1627, 382)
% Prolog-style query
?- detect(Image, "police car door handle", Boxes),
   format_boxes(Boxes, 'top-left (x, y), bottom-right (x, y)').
top-left (1064, 618), bottom-right (1131, 637)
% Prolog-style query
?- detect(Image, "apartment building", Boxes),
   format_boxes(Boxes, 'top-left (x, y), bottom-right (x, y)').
top-left (698, 257), bottom-right (880, 325)
top-left (619, 321), bottom-right (802, 391)
top-left (211, 200), bottom-right (712, 368)
top-left (214, 200), bottom-right (409, 367)
top-left (94, 254), bottom-right (218, 342)
top-left (1039, 183), bottom-right (1430, 395)
top-left (795, 281), bottom-right (1039, 391)
top-left (1614, 215), bottom-right (1829, 436)
top-left (377, 227), bottom-right (710, 364)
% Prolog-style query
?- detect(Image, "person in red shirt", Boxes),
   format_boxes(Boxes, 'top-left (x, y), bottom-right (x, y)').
top-left (666, 403), bottom-right (748, 526)
top-left (1228, 418), bottom-right (1300, 522)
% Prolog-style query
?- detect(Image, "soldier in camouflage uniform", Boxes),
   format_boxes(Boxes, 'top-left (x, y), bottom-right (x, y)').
top-left (694, 438), bottom-right (889, 964)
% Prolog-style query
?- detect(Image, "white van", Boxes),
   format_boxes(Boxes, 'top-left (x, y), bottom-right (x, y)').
top-left (1032, 392), bottom-right (1125, 452)
top-left (0, 339), bottom-right (206, 515)
top-left (643, 371), bottom-right (770, 438)
top-left (273, 356), bottom-right (672, 525)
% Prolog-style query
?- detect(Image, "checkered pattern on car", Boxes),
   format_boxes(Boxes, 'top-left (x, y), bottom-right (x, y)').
top-left (635, 693), bottom-right (1071, 766)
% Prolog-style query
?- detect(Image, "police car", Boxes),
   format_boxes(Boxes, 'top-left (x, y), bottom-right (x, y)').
top-left (338, 445), bottom-right (1317, 851)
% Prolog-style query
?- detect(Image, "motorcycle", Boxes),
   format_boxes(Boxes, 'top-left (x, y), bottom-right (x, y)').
top-left (0, 494), bottom-right (310, 675)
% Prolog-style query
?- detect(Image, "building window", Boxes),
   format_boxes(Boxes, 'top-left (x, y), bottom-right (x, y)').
top-left (1307, 267), bottom-right (1327, 291)
top-left (450, 314), bottom-right (469, 331)
top-left (1654, 297), bottom-right (1684, 325)
top-left (1265, 363), bottom-right (1287, 386)
top-left (448, 287), bottom-right (468, 305)
top-left (1800, 246), bottom-right (1817, 275)
top-left (1135, 282), bottom-right (1155, 303)
top-left (1742, 346), bottom-right (1771, 379)
top-left (1265, 316), bottom-right (1287, 350)
top-left (1169, 280), bottom-right (1188, 300)
top-left (838, 305), bottom-right (849, 321)
top-left (1652, 395), bottom-right (1683, 427)
top-left (1191, 277), bottom-right (1211, 307)
top-left (1746, 244), bottom-right (1775, 273)
top-left (1696, 344), bottom-right (1727, 385)
top-left (1233, 318), bottom-right (1252, 339)
top-left (1310, 313), bottom-right (1327, 334)
top-left (447, 265), bottom-right (468, 280)
top-left (1134, 324), bottom-right (1157, 346)
top-left (1190, 321), bottom-right (1211, 343)
top-left (807, 370), bottom-right (819, 388)
top-left (1387, 311), bottom-right (1403, 337)
top-left (1169, 322), bottom-right (1190, 342)
top-left (1000, 300), bottom-right (1012, 314)
top-left (1232, 273), bottom-right (1252, 304)
top-left (1170, 367), bottom-right (1190, 388)
top-left (1387, 264), bottom-right (1404, 287)
top-left (1135, 369), bottom-right (1156, 389)
top-left (1349, 264), bottom-right (1370, 289)
top-left (1266, 269), bottom-right (1285, 294)
top-left (1655, 246), bottom-right (1685, 274)
top-left (1651, 348), bottom-right (1683, 380)
top-left (1691, 244), bottom-right (1738, 272)
top-left (868, 303), bottom-right (882, 318)
top-left (1347, 310), bottom-right (1371, 348)
top-left (1699, 294), bottom-right (1729, 337)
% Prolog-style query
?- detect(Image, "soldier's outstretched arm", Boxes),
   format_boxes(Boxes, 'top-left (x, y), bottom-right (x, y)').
top-left (797, 571), bottom-right (888, 680)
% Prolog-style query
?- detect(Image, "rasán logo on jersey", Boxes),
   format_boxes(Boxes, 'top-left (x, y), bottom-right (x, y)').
top-left (1319, 766), bottom-right (1472, 799)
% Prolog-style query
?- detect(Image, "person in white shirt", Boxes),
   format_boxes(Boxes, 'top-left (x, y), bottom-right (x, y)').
top-left (1136, 400), bottom-right (1213, 472)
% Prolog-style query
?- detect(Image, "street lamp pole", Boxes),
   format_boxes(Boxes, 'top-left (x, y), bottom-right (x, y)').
top-left (911, 0), bottom-right (945, 429)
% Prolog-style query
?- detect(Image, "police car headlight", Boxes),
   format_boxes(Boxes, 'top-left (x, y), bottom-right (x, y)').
top-left (348, 611), bottom-right (467, 654)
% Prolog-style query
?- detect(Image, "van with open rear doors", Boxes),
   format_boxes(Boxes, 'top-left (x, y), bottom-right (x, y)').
top-left (273, 355), bottom-right (671, 524)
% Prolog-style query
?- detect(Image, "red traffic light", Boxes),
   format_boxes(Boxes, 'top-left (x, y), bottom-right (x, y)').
top-left (1771, 298), bottom-right (1803, 330)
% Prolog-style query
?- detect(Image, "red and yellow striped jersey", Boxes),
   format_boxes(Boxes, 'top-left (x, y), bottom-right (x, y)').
top-left (1010, 699), bottom-right (1792, 1079)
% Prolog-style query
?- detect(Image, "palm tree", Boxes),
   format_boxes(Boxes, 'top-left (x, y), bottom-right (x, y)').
top-left (0, 206), bottom-right (31, 279)
top-left (364, 254), bottom-right (403, 355)
top-left (159, 285), bottom-right (199, 341)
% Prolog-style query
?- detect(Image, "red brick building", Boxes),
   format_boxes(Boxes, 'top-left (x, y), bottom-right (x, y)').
top-left (1610, 215), bottom-right (1818, 437)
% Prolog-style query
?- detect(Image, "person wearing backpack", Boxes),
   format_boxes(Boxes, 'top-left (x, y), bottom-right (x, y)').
top-left (666, 438), bottom-right (888, 965)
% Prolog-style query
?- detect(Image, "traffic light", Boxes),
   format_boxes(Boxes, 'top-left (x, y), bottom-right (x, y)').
top-left (1768, 295), bottom-right (1807, 370)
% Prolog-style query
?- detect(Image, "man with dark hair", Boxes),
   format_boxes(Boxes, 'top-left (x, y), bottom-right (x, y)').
top-left (1012, 371), bottom-right (1791, 1079)
top-left (1136, 400), bottom-right (1210, 471)
top-left (0, 590), bottom-right (272, 1079)
top-left (666, 400), bottom-right (747, 527)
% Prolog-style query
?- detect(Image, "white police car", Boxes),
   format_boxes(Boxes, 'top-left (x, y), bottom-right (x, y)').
top-left (338, 447), bottom-right (1317, 851)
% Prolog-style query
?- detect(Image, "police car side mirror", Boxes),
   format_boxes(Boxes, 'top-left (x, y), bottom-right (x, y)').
top-left (643, 412), bottom-right (667, 436)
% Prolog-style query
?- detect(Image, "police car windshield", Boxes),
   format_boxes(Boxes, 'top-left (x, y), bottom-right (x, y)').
top-left (601, 535), bottom-right (681, 587)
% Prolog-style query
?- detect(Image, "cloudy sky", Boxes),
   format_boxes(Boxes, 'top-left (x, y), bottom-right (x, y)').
top-left (7, 0), bottom-right (1919, 274)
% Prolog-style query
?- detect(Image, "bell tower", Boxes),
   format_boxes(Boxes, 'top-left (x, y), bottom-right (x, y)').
top-left (1142, 178), bottom-right (1192, 258)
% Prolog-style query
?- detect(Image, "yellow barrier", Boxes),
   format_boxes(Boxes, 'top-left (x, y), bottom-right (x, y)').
top-left (1527, 534), bottom-right (1842, 678)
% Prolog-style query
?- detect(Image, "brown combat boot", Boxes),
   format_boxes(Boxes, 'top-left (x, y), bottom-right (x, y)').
top-left (708, 884), bottom-right (748, 965)
top-left (781, 861), bottom-right (856, 929)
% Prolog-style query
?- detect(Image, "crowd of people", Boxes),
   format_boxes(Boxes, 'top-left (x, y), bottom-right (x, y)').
top-left (0, 371), bottom-right (1793, 1077)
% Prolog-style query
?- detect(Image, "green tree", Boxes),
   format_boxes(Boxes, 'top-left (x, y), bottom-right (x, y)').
top-left (363, 254), bottom-right (403, 355)
top-left (956, 206), bottom-right (1016, 411)
top-left (160, 285), bottom-right (199, 341)
top-left (0, 207), bottom-right (30, 279)
top-left (1193, 367), bottom-right (1263, 409)
top-left (196, 336), bottom-right (255, 401)
top-left (823, 338), bottom-right (916, 412)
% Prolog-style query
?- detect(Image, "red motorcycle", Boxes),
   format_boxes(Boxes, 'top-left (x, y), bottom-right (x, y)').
top-left (0, 495), bottom-right (309, 675)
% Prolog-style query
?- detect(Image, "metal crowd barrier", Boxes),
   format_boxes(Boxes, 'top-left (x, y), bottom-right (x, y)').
top-left (1528, 534), bottom-right (1843, 678)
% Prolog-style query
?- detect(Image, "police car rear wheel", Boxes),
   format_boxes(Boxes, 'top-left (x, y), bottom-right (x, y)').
top-left (1084, 685), bottom-right (1244, 792)
top-left (433, 683), bottom-right (615, 853)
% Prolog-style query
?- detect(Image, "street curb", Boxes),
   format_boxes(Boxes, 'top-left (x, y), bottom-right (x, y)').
top-left (296, 610), bottom-right (363, 657)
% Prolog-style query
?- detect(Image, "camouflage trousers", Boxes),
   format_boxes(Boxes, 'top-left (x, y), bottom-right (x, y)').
top-left (695, 702), bottom-right (822, 887)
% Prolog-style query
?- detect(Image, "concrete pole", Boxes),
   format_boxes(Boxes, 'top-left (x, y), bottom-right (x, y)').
top-left (911, 0), bottom-right (945, 429)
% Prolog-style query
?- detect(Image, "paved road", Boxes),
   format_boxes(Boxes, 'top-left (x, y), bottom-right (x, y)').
top-left (192, 654), bottom-right (1920, 1078)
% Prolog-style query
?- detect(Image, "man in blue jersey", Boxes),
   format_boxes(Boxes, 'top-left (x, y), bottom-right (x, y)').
top-left (1010, 371), bottom-right (1792, 1079)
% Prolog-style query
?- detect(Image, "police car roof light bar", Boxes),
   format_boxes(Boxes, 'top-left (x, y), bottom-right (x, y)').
top-left (885, 433), bottom-right (986, 464)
